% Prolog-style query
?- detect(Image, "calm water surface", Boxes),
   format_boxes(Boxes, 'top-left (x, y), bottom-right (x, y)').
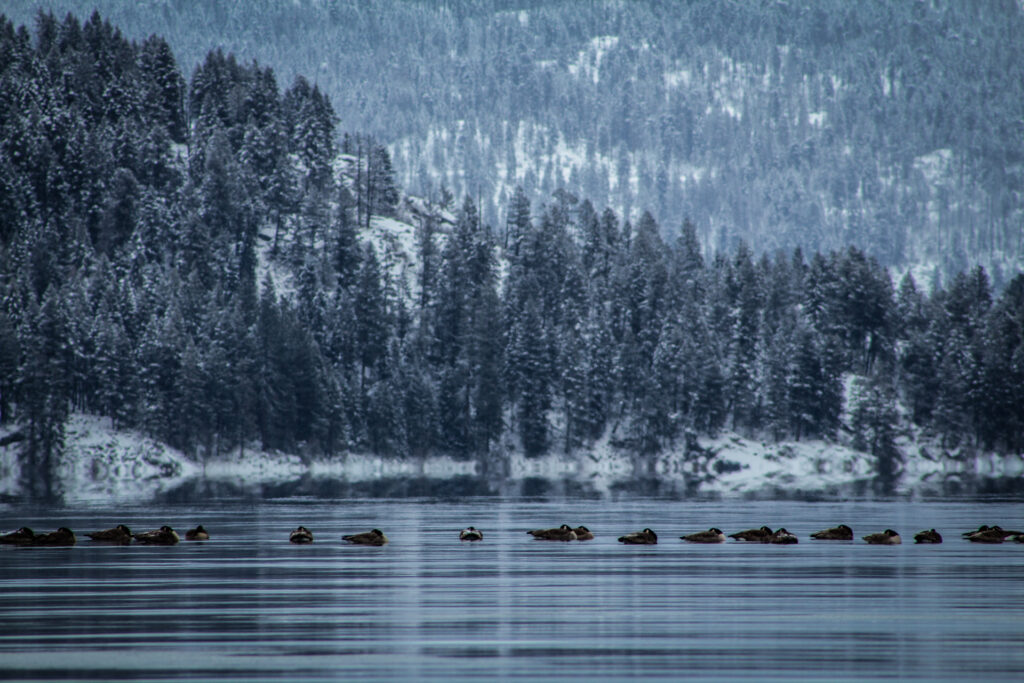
top-left (1, 497), bottom-right (1023, 681)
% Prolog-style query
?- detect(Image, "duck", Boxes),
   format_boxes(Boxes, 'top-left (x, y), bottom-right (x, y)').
top-left (728, 526), bottom-right (774, 542)
top-left (573, 526), bottom-right (595, 541)
top-left (0, 526), bottom-right (35, 545)
top-left (133, 526), bottom-right (180, 545)
top-left (289, 526), bottom-right (314, 544)
top-left (527, 524), bottom-right (577, 541)
top-left (185, 525), bottom-right (209, 541)
top-left (681, 528), bottom-right (727, 543)
top-left (810, 524), bottom-right (854, 540)
top-left (86, 525), bottom-right (132, 544)
top-left (768, 528), bottom-right (799, 544)
top-left (342, 529), bottom-right (388, 546)
top-left (863, 529), bottom-right (902, 545)
top-left (32, 527), bottom-right (77, 546)
top-left (965, 526), bottom-right (1009, 544)
top-left (913, 529), bottom-right (943, 544)
top-left (961, 525), bottom-right (993, 538)
top-left (617, 528), bottom-right (658, 545)
top-left (459, 526), bottom-right (484, 541)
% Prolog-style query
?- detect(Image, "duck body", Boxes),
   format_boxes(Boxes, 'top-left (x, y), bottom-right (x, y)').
top-left (913, 529), bottom-right (943, 544)
top-left (729, 526), bottom-right (773, 542)
top-left (33, 527), bottom-right (76, 546)
top-left (966, 528), bottom-right (1007, 543)
top-left (573, 526), bottom-right (594, 541)
top-left (0, 527), bottom-right (35, 545)
top-left (86, 525), bottom-right (132, 544)
top-left (133, 526), bottom-right (179, 545)
top-left (810, 524), bottom-right (854, 541)
top-left (289, 526), bottom-right (314, 544)
top-left (342, 529), bottom-right (388, 546)
top-left (527, 524), bottom-right (577, 541)
top-left (185, 525), bottom-right (209, 541)
top-left (682, 528), bottom-right (726, 544)
top-left (768, 528), bottom-right (799, 544)
top-left (863, 529), bottom-right (902, 545)
top-left (459, 526), bottom-right (483, 541)
top-left (617, 528), bottom-right (657, 545)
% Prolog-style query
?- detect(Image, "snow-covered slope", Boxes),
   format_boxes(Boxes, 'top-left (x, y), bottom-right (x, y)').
top-left (0, 415), bottom-right (199, 504)
top-left (3, 411), bottom-right (1021, 504)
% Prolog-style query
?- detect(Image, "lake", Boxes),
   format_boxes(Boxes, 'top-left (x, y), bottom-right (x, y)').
top-left (2, 496), bottom-right (1023, 681)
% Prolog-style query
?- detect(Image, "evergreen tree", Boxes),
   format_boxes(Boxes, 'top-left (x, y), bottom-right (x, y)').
top-left (505, 184), bottom-right (531, 256)
top-left (16, 289), bottom-right (69, 498)
top-left (516, 299), bottom-right (550, 457)
top-left (850, 375), bottom-right (901, 487)
top-left (353, 244), bottom-right (387, 392)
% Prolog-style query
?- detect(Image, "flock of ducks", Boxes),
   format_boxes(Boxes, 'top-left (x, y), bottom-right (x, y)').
top-left (516, 523), bottom-right (1022, 546)
top-left (0, 524), bottom-right (210, 546)
top-left (3, 522), bottom-right (1022, 548)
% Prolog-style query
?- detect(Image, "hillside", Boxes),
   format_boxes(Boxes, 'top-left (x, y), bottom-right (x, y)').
top-left (3, 0), bottom-right (1023, 285)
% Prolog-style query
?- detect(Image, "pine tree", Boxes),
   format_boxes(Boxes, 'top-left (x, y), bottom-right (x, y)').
top-left (368, 142), bottom-right (399, 220)
top-left (849, 376), bottom-right (901, 487)
top-left (354, 244), bottom-right (387, 393)
top-left (334, 184), bottom-right (360, 290)
top-left (516, 299), bottom-right (550, 457)
top-left (16, 289), bottom-right (69, 498)
top-left (137, 35), bottom-right (186, 143)
top-left (505, 184), bottom-right (531, 256)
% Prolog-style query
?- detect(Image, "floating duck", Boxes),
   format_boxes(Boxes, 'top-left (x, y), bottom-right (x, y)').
top-left (133, 526), bottom-right (180, 545)
top-left (33, 527), bottom-right (77, 546)
top-left (863, 529), bottom-right (902, 545)
top-left (913, 529), bottom-right (942, 544)
top-left (0, 527), bottom-right (35, 545)
top-left (810, 524), bottom-right (854, 540)
top-left (342, 529), bottom-right (388, 546)
top-left (965, 526), bottom-right (1010, 544)
top-left (86, 525), bottom-right (132, 544)
top-left (681, 528), bottom-right (726, 543)
top-left (768, 528), bottom-right (799, 544)
top-left (961, 525), bottom-right (993, 537)
top-left (527, 524), bottom-right (577, 541)
top-left (729, 526), bottom-right (774, 542)
top-left (289, 526), bottom-right (314, 544)
top-left (617, 528), bottom-right (658, 545)
top-left (459, 526), bottom-right (484, 541)
top-left (185, 525), bottom-right (209, 541)
top-left (573, 526), bottom-right (595, 541)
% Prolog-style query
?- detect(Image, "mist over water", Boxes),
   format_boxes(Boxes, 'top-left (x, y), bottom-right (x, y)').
top-left (2, 497), bottom-right (1023, 681)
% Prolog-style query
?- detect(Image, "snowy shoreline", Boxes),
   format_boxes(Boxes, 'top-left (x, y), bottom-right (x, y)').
top-left (1, 413), bottom-right (1022, 504)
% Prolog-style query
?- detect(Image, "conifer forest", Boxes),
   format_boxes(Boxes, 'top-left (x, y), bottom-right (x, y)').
top-left (1, 4), bottom-right (1023, 497)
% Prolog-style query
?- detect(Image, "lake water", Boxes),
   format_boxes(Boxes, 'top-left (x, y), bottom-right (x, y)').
top-left (1, 496), bottom-right (1023, 681)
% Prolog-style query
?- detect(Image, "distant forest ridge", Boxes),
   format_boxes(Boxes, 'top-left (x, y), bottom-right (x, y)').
top-left (1, 11), bottom-right (1023, 499)
top-left (1, 0), bottom-right (1023, 281)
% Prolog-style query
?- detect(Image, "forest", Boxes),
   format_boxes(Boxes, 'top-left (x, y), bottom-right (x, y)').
top-left (3, 0), bottom-right (1022, 283)
top-left (1, 11), bottom-right (1023, 497)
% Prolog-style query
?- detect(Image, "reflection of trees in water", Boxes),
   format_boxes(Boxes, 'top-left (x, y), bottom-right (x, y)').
top-left (153, 472), bottom-right (1024, 503)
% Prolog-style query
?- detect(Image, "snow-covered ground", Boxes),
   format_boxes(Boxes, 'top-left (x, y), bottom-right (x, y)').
top-left (0, 414), bottom-right (200, 504)
top-left (3, 411), bottom-right (1021, 504)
